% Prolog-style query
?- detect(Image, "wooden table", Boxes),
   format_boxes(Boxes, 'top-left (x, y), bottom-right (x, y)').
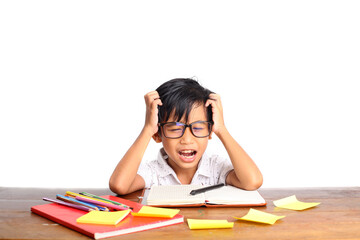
top-left (1, 187), bottom-right (359, 239)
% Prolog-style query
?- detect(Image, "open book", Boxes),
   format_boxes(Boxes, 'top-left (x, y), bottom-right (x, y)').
top-left (142, 185), bottom-right (266, 207)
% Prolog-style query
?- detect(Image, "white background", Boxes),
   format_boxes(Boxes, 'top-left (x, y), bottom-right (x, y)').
top-left (1, 1), bottom-right (359, 189)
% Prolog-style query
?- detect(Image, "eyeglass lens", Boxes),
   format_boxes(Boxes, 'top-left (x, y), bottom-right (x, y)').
top-left (163, 121), bottom-right (211, 138)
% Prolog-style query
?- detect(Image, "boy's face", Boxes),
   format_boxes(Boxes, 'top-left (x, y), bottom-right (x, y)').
top-left (156, 104), bottom-right (212, 173)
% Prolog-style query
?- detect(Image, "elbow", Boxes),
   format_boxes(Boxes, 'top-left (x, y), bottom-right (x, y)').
top-left (109, 179), bottom-right (129, 196)
top-left (227, 170), bottom-right (263, 191)
top-left (109, 174), bottom-right (144, 195)
top-left (243, 174), bottom-right (263, 191)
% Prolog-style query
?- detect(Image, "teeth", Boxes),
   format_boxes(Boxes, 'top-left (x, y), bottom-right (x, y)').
top-left (181, 150), bottom-right (194, 154)
top-left (179, 150), bottom-right (196, 158)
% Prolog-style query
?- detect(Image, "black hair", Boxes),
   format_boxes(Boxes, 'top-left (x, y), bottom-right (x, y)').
top-left (156, 78), bottom-right (213, 124)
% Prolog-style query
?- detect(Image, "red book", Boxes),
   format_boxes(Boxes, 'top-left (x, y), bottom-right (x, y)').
top-left (31, 195), bottom-right (184, 239)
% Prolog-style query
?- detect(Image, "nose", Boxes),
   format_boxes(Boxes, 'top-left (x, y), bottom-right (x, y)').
top-left (180, 127), bottom-right (194, 144)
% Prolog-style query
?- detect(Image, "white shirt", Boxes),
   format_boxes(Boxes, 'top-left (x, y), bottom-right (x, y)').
top-left (137, 148), bottom-right (234, 188)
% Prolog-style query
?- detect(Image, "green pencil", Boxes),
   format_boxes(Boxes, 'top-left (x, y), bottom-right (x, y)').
top-left (80, 192), bottom-right (130, 209)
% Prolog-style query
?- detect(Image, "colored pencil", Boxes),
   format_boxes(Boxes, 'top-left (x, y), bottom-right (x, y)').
top-left (66, 191), bottom-right (88, 198)
top-left (66, 191), bottom-right (118, 205)
top-left (76, 196), bottom-right (130, 211)
top-left (43, 197), bottom-right (93, 212)
top-left (56, 194), bottom-right (100, 211)
top-left (80, 192), bottom-right (130, 209)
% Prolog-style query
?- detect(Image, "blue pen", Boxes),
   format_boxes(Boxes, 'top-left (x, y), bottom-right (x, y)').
top-left (189, 183), bottom-right (225, 195)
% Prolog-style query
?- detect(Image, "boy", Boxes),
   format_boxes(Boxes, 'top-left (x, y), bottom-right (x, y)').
top-left (109, 78), bottom-right (263, 195)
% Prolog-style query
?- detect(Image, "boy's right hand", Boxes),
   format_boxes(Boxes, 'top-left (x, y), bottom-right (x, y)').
top-left (144, 91), bottom-right (162, 136)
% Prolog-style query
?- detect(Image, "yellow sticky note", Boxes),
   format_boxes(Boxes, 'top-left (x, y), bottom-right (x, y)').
top-left (233, 208), bottom-right (285, 225)
top-left (273, 195), bottom-right (321, 210)
top-left (76, 209), bottom-right (131, 225)
top-left (187, 219), bottom-right (234, 230)
top-left (131, 206), bottom-right (180, 218)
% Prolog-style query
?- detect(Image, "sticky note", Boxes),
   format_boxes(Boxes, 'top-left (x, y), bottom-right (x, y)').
top-left (76, 209), bottom-right (131, 225)
top-left (187, 219), bottom-right (234, 229)
top-left (273, 195), bottom-right (321, 210)
top-left (131, 206), bottom-right (180, 218)
top-left (233, 208), bottom-right (285, 225)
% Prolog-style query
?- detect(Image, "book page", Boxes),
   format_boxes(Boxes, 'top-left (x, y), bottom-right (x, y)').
top-left (147, 185), bottom-right (205, 206)
top-left (204, 186), bottom-right (266, 205)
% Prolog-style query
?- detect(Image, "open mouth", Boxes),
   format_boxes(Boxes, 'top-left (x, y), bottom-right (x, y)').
top-left (178, 150), bottom-right (197, 162)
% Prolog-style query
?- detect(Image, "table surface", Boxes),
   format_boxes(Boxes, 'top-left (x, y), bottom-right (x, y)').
top-left (1, 187), bottom-right (359, 240)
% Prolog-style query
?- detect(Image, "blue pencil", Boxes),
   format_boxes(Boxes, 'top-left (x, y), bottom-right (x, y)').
top-left (56, 194), bottom-right (98, 210)
top-left (43, 197), bottom-right (93, 212)
top-left (57, 194), bottom-right (108, 211)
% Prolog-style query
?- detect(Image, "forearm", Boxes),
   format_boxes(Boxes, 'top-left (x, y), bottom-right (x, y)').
top-left (216, 127), bottom-right (263, 190)
top-left (109, 127), bottom-right (152, 194)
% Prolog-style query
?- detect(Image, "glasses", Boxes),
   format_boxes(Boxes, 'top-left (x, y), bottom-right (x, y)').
top-left (158, 121), bottom-right (213, 139)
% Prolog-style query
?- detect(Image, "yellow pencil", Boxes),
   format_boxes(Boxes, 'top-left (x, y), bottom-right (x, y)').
top-left (65, 191), bottom-right (110, 211)
top-left (65, 191), bottom-right (111, 204)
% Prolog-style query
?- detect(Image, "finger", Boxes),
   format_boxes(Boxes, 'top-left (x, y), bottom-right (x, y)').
top-left (144, 91), bottom-right (156, 98)
top-left (205, 99), bottom-right (211, 107)
top-left (205, 98), bottom-right (215, 108)
top-left (205, 99), bottom-right (219, 108)
top-left (145, 91), bottom-right (161, 104)
top-left (152, 98), bottom-right (163, 108)
top-left (208, 93), bottom-right (220, 101)
top-left (149, 99), bottom-right (163, 113)
top-left (145, 91), bottom-right (160, 100)
top-left (206, 94), bottom-right (221, 106)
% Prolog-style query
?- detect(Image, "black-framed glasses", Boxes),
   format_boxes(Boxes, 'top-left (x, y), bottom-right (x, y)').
top-left (158, 121), bottom-right (213, 139)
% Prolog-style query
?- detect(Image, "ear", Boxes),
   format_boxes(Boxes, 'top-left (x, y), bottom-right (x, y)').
top-left (152, 132), bottom-right (162, 143)
top-left (208, 131), bottom-right (213, 140)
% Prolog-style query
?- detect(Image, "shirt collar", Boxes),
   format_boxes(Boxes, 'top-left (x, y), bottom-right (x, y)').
top-left (157, 148), bottom-right (177, 178)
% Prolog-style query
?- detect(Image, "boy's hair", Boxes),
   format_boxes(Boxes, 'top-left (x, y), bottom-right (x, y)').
top-left (156, 78), bottom-right (213, 124)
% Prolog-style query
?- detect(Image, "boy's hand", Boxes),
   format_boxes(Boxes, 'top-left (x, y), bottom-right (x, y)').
top-left (205, 93), bottom-right (226, 135)
top-left (144, 91), bottom-right (162, 136)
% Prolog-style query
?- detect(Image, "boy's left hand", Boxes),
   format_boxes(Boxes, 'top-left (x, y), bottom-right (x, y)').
top-left (205, 93), bottom-right (226, 135)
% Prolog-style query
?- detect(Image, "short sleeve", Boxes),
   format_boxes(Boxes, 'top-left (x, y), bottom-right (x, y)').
top-left (137, 161), bottom-right (154, 188)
